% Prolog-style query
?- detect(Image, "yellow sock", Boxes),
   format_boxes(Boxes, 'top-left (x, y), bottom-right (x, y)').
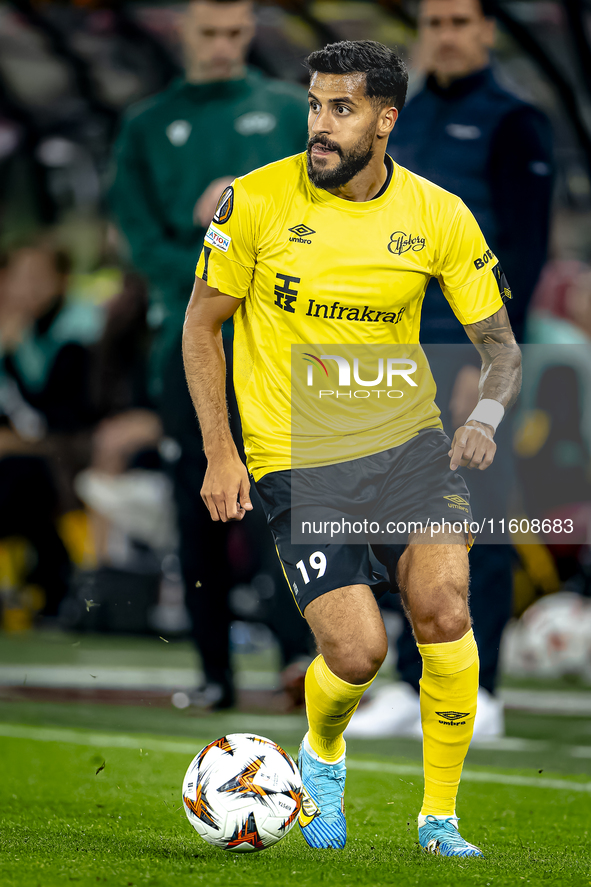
top-left (417, 629), bottom-right (479, 816)
top-left (305, 655), bottom-right (375, 761)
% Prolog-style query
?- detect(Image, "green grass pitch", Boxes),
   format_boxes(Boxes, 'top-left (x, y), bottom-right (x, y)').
top-left (1, 702), bottom-right (590, 887)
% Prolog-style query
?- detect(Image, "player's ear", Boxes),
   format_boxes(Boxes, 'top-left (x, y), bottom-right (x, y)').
top-left (378, 106), bottom-right (398, 139)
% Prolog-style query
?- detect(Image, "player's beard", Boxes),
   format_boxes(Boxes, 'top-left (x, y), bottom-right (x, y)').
top-left (306, 131), bottom-right (374, 189)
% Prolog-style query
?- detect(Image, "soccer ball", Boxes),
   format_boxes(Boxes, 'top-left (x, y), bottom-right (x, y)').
top-left (182, 733), bottom-right (303, 852)
top-left (502, 591), bottom-right (591, 679)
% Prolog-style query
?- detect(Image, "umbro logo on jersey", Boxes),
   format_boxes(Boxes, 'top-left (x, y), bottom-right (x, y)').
top-left (437, 711), bottom-right (469, 726)
top-left (289, 224), bottom-right (315, 244)
top-left (289, 224), bottom-right (315, 237)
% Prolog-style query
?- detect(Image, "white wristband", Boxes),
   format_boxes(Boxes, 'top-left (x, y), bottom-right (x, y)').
top-left (466, 398), bottom-right (505, 431)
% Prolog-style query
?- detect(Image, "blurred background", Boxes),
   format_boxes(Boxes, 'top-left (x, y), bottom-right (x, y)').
top-left (0, 0), bottom-right (591, 761)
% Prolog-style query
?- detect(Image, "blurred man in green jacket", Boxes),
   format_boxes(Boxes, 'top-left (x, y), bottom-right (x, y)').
top-left (111, 0), bottom-right (308, 707)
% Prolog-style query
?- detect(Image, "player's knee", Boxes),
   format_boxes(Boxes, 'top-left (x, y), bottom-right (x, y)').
top-left (333, 636), bottom-right (387, 684)
top-left (414, 603), bottom-right (470, 644)
top-left (410, 580), bottom-right (470, 644)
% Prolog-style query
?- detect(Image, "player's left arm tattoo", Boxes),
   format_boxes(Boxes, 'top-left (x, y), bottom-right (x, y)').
top-left (463, 305), bottom-right (522, 409)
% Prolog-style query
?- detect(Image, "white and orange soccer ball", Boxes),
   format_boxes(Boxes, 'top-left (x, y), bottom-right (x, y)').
top-left (182, 733), bottom-right (303, 852)
top-left (502, 591), bottom-right (591, 679)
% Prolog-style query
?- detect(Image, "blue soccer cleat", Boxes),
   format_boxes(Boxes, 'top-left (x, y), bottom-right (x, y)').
top-left (297, 736), bottom-right (347, 849)
top-left (418, 815), bottom-right (483, 857)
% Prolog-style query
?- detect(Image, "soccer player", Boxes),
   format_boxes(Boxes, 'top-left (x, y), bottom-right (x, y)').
top-left (182, 40), bottom-right (521, 856)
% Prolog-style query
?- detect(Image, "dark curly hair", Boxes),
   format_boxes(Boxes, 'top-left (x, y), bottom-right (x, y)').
top-left (306, 40), bottom-right (408, 112)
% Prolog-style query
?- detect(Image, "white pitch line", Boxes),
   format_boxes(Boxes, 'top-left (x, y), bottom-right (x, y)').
top-left (0, 723), bottom-right (201, 755)
top-left (0, 723), bottom-right (590, 794)
top-left (0, 666), bottom-right (279, 691)
top-left (500, 689), bottom-right (591, 717)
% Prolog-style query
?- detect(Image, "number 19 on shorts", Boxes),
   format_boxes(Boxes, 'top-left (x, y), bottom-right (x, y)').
top-left (296, 551), bottom-right (327, 584)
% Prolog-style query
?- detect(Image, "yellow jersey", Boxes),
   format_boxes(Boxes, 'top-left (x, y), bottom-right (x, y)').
top-left (195, 152), bottom-right (505, 481)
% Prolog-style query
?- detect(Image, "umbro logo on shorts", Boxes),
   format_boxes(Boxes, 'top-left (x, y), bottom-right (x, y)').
top-left (444, 495), bottom-right (468, 506)
top-left (289, 224), bottom-right (315, 244)
top-left (444, 494), bottom-right (469, 512)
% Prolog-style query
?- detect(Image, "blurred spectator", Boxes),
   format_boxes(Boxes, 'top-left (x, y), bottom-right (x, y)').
top-left (110, 0), bottom-right (310, 708)
top-left (526, 261), bottom-right (591, 345)
top-left (0, 238), bottom-right (103, 617)
top-left (514, 362), bottom-right (591, 594)
top-left (514, 266), bottom-right (591, 593)
top-left (0, 241), bottom-right (100, 440)
top-left (0, 113), bottom-right (55, 231)
top-left (517, 365), bottom-right (590, 518)
top-left (390, 0), bottom-right (553, 344)
top-left (75, 409), bottom-right (174, 566)
top-left (91, 271), bottom-right (152, 418)
top-left (74, 266), bottom-right (172, 563)
top-left (349, 0), bottom-right (554, 740)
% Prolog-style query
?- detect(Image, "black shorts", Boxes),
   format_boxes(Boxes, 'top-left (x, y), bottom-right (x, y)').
top-left (254, 428), bottom-right (472, 614)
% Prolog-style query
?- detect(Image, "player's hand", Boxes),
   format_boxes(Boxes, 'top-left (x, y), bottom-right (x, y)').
top-left (448, 420), bottom-right (497, 471)
top-left (201, 454), bottom-right (253, 522)
top-left (193, 177), bottom-right (235, 228)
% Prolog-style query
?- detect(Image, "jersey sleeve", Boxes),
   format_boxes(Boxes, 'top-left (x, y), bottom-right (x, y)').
top-left (437, 200), bottom-right (507, 326)
top-left (195, 177), bottom-right (257, 300)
